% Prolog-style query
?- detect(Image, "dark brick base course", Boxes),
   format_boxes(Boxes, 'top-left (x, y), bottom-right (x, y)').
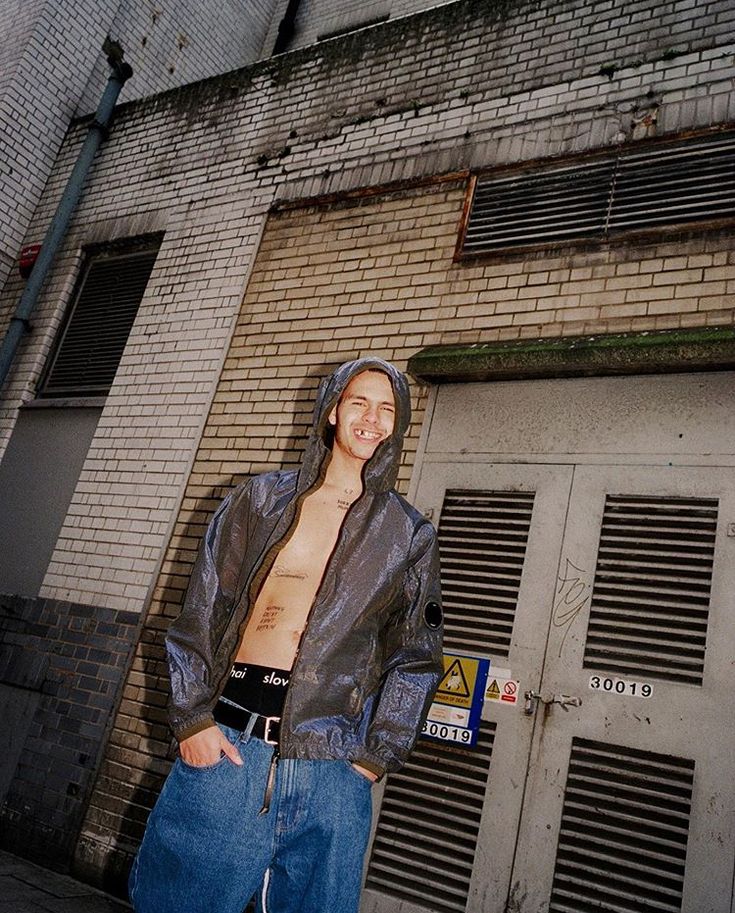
top-left (0, 594), bottom-right (138, 873)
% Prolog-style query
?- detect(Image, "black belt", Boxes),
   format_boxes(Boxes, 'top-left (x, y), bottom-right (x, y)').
top-left (213, 700), bottom-right (280, 745)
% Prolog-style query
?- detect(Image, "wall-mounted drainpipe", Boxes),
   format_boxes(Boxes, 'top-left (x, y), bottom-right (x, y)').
top-left (272, 0), bottom-right (302, 54)
top-left (0, 42), bottom-right (133, 393)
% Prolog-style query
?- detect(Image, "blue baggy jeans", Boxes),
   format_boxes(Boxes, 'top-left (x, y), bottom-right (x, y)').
top-left (128, 723), bottom-right (373, 913)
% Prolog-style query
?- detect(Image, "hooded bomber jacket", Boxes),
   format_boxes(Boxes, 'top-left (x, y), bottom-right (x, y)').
top-left (165, 358), bottom-right (444, 777)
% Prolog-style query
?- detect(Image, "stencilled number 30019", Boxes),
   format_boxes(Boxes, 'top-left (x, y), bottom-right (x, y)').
top-left (589, 675), bottom-right (653, 698)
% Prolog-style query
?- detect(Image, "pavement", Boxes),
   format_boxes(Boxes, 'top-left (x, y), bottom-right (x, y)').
top-left (0, 850), bottom-right (131, 913)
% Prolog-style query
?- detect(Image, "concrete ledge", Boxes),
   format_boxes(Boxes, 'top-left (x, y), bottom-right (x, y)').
top-left (408, 327), bottom-right (735, 384)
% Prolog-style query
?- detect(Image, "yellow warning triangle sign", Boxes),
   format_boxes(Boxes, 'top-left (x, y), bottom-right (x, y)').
top-left (487, 679), bottom-right (500, 696)
top-left (437, 659), bottom-right (470, 699)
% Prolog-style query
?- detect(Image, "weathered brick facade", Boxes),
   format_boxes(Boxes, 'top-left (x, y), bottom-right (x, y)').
top-left (1, 0), bottom-right (731, 612)
top-left (0, 0), bottom-right (733, 890)
top-left (78, 189), bottom-right (735, 886)
top-left (0, 0), bottom-right (280, 296)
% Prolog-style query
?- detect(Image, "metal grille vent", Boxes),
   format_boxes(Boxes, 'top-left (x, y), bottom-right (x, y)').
top-left (584, 494), bottom-right (717, 685)
top-left (40, 248), bottom-right (159, 397)
top-left (437, 489), bottom-right (535, 657)
top-left (366, 722), bottom-right (496, 913)
top-left (462, 131), bottom-right (735, 254)
top-left (610, 136), bottom-right (735, 233)
top-left (463, 161), bottom-right (615, 252)
top-left (550, 738), bottom-right (695, 913)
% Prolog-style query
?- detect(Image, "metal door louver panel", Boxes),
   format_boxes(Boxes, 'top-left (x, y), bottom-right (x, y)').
top-left (41, 248), bottom-right (159, 397)
top-left (549, 738), bottom-right (694, 913)
top-left (584, 495), bottom-right (717, 685)
top-left (462, 131), bottom-right (735, 255)
top-left (366, 722), bottom-right (495, 913)
top-left (437, 489), bottom-right (535, 657)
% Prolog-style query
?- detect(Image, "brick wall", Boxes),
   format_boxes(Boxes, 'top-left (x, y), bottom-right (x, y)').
top-left (0, 594), bottom-right (138, 868)
top-left (0, 0), bottom-right (119, 293)
top-left (264, 0), bottom-right (454, 48)
top-left (0, 0), bottom-right (44, 97)
top-left (0, 0), bottom-right (728, 612)
top-left (0, 0), bottom-right (732, 881)
top-left (76, 0), bottom-right (281, 114)
top-left (77, 177), bottom-right (735, 885)
top-left (0, 0), bottom-right (280, 305)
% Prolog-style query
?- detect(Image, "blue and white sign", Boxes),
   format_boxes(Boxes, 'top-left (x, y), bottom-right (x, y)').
top-left (421, 652), bottom-right (490, 747)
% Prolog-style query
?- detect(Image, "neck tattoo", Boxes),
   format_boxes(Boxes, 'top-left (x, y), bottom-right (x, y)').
top-left (338, 488), bottom-right (356, 511)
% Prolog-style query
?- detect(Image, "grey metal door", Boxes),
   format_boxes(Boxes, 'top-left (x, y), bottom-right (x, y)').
top-left (361, 373), bottom-right (735, 913)
top-left (508, 464), bottom-right (735, 913)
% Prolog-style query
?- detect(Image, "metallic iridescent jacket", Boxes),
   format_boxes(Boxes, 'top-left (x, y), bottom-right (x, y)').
top-left (165, 357), bottom-right (443, 776)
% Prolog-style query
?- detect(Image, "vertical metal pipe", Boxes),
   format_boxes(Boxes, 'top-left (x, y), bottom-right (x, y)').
top-left (0, 53), bottom-right (133, 391)
top-left (273, 0), bottom-right (302, 54)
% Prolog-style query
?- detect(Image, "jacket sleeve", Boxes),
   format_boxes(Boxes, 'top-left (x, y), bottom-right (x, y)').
top-left (165, 480), bottom-right (253, 742)
top-left (355, 520), bottom-right (443, 777)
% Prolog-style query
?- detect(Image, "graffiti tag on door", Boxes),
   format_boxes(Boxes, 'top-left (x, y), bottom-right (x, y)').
top-left (553, 557), bottom-right (591, 656)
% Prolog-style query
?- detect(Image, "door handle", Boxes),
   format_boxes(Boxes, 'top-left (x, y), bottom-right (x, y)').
top-left (523, 689), bottom-right (582, 715)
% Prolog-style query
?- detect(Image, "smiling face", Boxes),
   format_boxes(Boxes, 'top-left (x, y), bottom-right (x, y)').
top-left (328, 370), bottom-right (396, 465)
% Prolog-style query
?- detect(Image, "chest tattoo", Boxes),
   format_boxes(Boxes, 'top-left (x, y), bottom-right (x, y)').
top-left (256, 605), bottom-right (285, 632)
top-left (273, 564), bottom-right (307, 580)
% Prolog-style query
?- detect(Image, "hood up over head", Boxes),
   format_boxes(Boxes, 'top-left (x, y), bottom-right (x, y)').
top-left (298, 357), bottom-right (412, 495)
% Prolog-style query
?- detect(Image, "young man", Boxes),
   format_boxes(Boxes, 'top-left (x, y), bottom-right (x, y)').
top-left (129, 357), bottom-right (443, 913)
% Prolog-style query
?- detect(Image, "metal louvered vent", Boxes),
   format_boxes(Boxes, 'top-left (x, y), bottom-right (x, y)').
top-left (550, 738), bottom-right (694, 913)
top-left (40, 247), bottom-right (159, 397)
top-left (366, 722), bottom-right (495, 913)
top-left (438, 489), bottom-right (535, 656)
top-left (584, 494), bottom-right (717, 685)
top-left (462, 131), bottom-right (735, 255)
top-left (610, 136), bottom-right (735, 233)
top-left (463, 161), bottom-right (614, 253)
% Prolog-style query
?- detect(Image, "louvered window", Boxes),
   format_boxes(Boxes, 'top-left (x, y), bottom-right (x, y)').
top-left (366, 722), bottom-right (495, 913)
top-left (438, 489), bottom-right (535, 656)
top-left (461, 131), bottom-right (735, 255)
top-left (583, 494), bottom-right (717, 686)
top-left (550, 738), bottom-right (694, 913)
top-left (39, 243), bottom-right (160, 397)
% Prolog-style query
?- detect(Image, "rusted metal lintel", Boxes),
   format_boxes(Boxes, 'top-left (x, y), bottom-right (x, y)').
top-left (271, 169), bottom-right (469, 213)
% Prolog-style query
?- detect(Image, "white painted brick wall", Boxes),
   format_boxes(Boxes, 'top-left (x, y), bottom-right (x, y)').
top-left (0, 0), bottom-right (119, 292)
top-left (0, 0), bottom-right (44, 96)
top-left (0, 0), bottom-right (44, 282)
top-left (264, 0), bottom-right (457, 51)
top-left (0, 0), bottom-right (732, 611)
top-left (77, 0), bottom-right (281, 114)
top-left (0, 0), bottom-right (280, 306)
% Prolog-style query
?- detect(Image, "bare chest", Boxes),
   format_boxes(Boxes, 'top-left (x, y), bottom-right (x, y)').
top-left (235, 489), bottom-right (355, 667)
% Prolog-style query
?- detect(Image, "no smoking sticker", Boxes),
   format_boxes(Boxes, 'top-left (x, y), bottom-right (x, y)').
top-left (485, 667), bottom-right (520, 707)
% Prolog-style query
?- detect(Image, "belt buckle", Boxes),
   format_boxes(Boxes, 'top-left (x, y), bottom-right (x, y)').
top-left (263, 716), bottom-right (279, 745)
